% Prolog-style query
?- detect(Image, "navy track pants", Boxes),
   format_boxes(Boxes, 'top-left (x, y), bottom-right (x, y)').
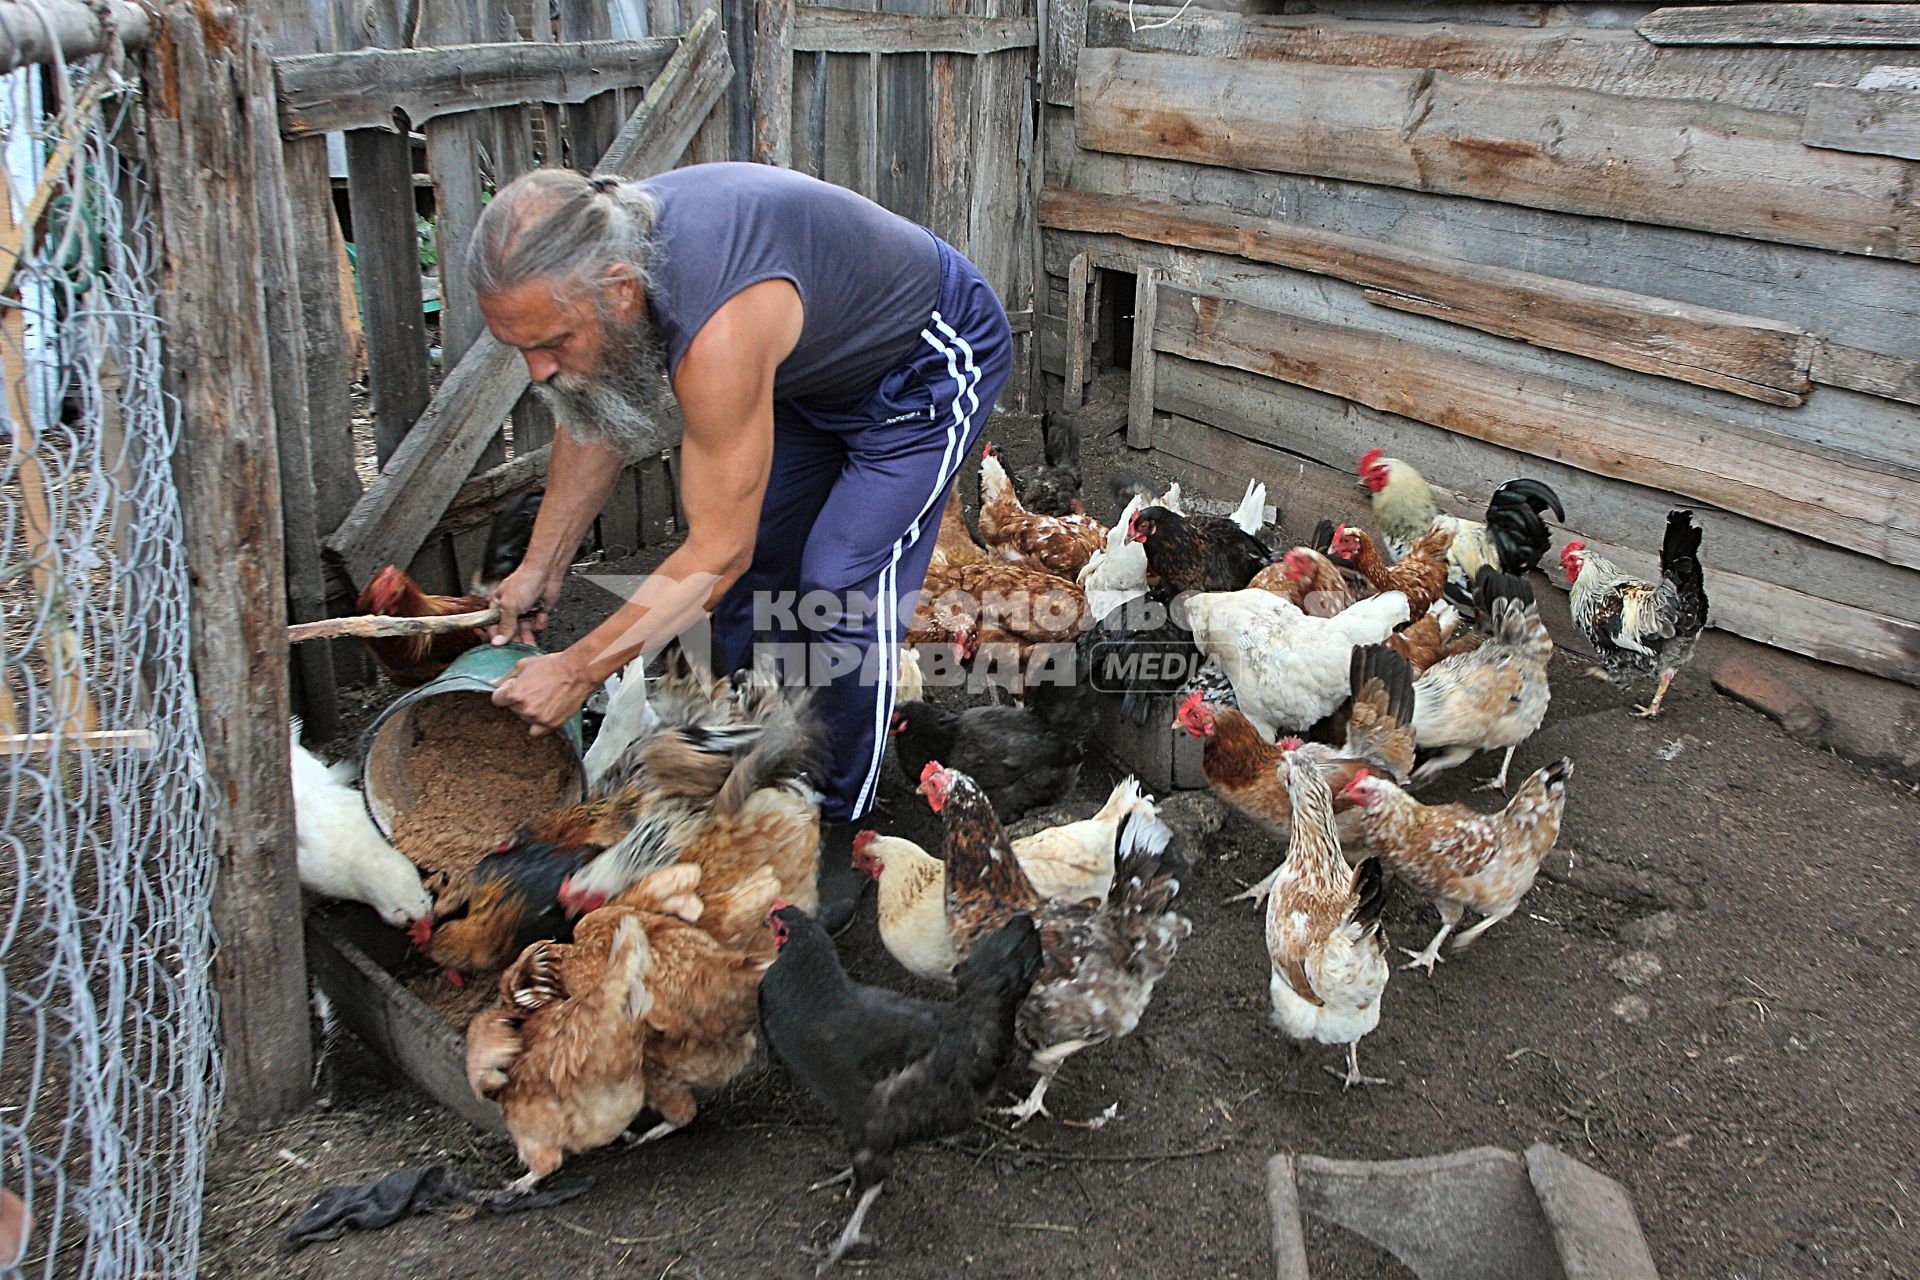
top-left (711, 236), bottom-right (1013, 821)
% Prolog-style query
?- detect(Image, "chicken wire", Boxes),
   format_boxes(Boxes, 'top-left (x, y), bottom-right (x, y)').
top-left (1, 39), bottom-right (220, 1280)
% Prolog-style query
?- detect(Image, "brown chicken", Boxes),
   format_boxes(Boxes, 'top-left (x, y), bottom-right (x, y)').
top-left (1382, 603), bottom-right (1481, 676)
top-left (978, 444), bottom-right (1106, 580)
top-left (1341, 758), bottom-right (1572, 973)
top-left (1331, 524), bottom-right (1453, 620)
top-left (928, 480), bottom-right (987, 570)
top-left (1248, 547), bottom-right (1356, 617)
top-left (1175, 645), bottom-right (1414, 879)
top-left (905, 560), bottom-right (1087, 651)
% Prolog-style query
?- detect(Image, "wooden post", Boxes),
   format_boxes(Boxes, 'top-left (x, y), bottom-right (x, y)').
top-left (1064, 250), bottom-right (1092, 407)
top-left (143, 0), bottom-right (312, 1128)
top-left (650, 0), bottom-right (733, 164)
top-left (558, 0), bottom-right (621, 166)
top-left (750, 0), bottom-right (794, 165)
top-left (1127, 267), bottom-right (1159, 449)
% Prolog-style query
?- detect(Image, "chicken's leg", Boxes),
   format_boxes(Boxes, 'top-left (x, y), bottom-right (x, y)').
top-left (1633, 670), bottom-right (1677, 719)
top-left (813, 1182), bottom-right (883, 1274)
top-left (808, 1167), bottom-right (855, 1194)
top-left (998, 1068), bottom-right (1058, 1128)
top-left (1322, 1040), bottom-right (1388, 1090)
top-left (1229, 865), bottom-right (1281, 906)
top-left (1474, 745), bottom-right (1517, 793)
top-left (1448, 904), bottom-right (1515, 952)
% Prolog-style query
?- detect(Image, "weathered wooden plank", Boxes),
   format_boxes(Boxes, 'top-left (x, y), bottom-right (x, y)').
top-left (1041, 186), bottom-right (1815, 406)
top-left (750, 0), bottom-right (793, 165)
top-left (1042, 224), bottom-right (1920, 475)
top-left (792, 8), bottom-right (1037, 55)
top-left (876, 5), bottom-right (932, 225)
top-left (1073, 47), bottom-right (1920, 263)
top-left (1042, 0), bottom-right (1085, 106)
top-left (275, 38), bottom-right (677, 134)
top-left (1085, 2), bottom-right (1894, 116)
top-left (1153, 286), bottom-right (1920, 570)
top-left (558, 0), bottom-right (622, 167)
top-left (440, 444), bottom-right (550, 536)
top-left (1063, 250), bottom-right (1093, 407)
top-left (926, 21), bottom-right (977, 256)
top-left (1638, 5), bottom-right (1920, 48)
top-left (1812, 339), bottom-right (1920, 407)
top-left (969, 47), bottom-right (1030, 306)
top-left (344, 129), bottom-right (433, 465)
top-left (1803, 67), bottom-right (1920, 161)
top-left (418, 0), bottom-right (492, 376)
top-left (1149, 409), bottom-right (1920, 688)
top-left (791, 47), bottom-right (827, 177)
top-left (327, 12), bottom-right (732, 588)
top-left (1050, 118), bottom-right (1920, 382)
top-left (144, 0), bottom-right (310, 1127)
top-left (1127, 266), bottom-right (1159, 449)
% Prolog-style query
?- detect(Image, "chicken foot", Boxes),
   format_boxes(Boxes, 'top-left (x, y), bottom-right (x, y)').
top-left (1633, 669), bottom-right (1677, 719)
top-left (1402, 901), bottom-right (1466, 974)
top-left (1228, 865), bottom-right (1281, 906)
top-left (618, 1120), bottom-right (684, 1148)
top-left (1447, 903), bottom-right (1514, 951)
top-left (807, 1167), bottom-right (855, 1194)
top-left (811, 1182), bottom-right (883, 1275)
top-left (998, 1070), bottom-right (1058, 1128)
top-left (1473, 745), bottom-right (1518, 794)
top-left (1324, 1041), bottom-right (1388, 1090)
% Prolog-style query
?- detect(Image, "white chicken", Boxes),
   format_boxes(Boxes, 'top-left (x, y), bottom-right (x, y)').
top-left (290, 721), bottom-right (434, 946)
top-left (1080, 482), bottom-right (1187, 621)
top-left (1186, 589), bottom-right (1410, 738)
top-left (582, 654), bottom-right (658, 795)
top-left (1229, 477), bottom-right (1267, 538)
top-left (855, 778), bottom-right (1169, 982)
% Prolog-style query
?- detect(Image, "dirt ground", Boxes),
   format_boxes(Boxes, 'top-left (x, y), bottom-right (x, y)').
top-left (203, 414), bottom-right (1920, 1279)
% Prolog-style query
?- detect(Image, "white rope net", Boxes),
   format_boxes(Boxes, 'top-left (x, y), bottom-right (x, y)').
top-left (1, 39), bottom-right (220, 1280)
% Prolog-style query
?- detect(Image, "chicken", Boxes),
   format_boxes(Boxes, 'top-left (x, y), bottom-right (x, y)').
top-left (1176, 645), bottom-right (1415, 850)
top-left (1126, 504), bottom-right (1271, 595)
top-left (856, 778), bottom-right (1168, 982)
top-left (558, 664), bottom-right (822, 912)
top-left (1411, 569), bottom-right (1554, 792)
top-left (922, 763), bottom-right (1189, 1126)
top-left (759, 907), bottom-right (1041, 1272)
top-left (1265, 748), bottom-right (1390, 1089)
top-left (1562, 510), bottom-right (1709, 719)
top-left (1357, 450), bottom-right (1563, 589)
top-left (466, 861), bottom-right (773, 1191)
top-left (1342, 758), bottom-right (1573, 973)
top-left (353, 493), bottom-right (540, 686)
top-left (1383, 601), bottom-right (1479, 676)
top-left (1247, 547), bottom-right (1357, 617)
top-left (582, 654), bottom-right (657, 795)
top-left (904, 560), bottom-right (1088, 677)
top-left (977, 444), bottom-right (1107, 579)
top-left (426, 832), bottom-right (595, 979)
top-left (889, 699), bottom-right (1085, 822)
top-left (1077, 493), bottom-right (1151, 622)
top-left (1186, 587), bottom-right (1411, 738)
top-left (1074, 588), bottom-right (1207, 727)
top-left (289, 721), bottom-right (434, 946)
top-left (927, 479), bottom-right (987, 570)
top-left (1010, 411), bottom-right (1084, 516)
top-left (1331, 523), bottom-right (1452, 619)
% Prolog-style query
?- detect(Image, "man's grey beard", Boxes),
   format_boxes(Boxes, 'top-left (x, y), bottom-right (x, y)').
top-left (534, 300), bottom-right (676, 458)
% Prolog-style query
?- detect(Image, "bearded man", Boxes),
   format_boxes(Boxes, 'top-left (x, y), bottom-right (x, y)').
top-left (470, 163), bottom-right (1012, 929)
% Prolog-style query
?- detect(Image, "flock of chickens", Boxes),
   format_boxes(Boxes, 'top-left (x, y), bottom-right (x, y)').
top-left (289, 415), bottom-right (1713, 1271)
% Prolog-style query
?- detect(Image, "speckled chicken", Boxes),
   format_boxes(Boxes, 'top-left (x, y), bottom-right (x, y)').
top-left (1411, 569), bottom-right (1553, 792)
top-left (977, 444), bottom-right (1106, 579)
top-left (1562, 510), bottom-right (1708, 719)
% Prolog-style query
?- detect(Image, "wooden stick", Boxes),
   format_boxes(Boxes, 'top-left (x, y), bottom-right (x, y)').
top-left (0, 729), bottom-right (156, 756)
top-left (287, 606), bottom-right (499, 644)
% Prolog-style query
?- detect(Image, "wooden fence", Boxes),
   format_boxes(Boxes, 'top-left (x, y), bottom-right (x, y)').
top-left (1038, 0), bottom-right (1920, 692)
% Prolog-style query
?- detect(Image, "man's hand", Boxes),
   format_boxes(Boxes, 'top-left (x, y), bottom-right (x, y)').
top-left (490, 648), bottom-right (597, 736)
top-left (489, 563), bottom-right (562, 646)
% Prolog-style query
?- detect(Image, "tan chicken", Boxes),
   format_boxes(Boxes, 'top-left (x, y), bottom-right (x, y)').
top-left (855, 778), bottom-right (1166, 982)
top-left (905, 559), bottom-right (1088, 654)
top-left (1383, 602), bottom-right (1480, 676)
top-left (1342, 758), bottom-right (1572, 973)
top-left (1247, 547), bottom-right (1356, 618)
top-left (1412, 569), bottom-right (1554, 792)
top-left (1331, 524), bottom-right (1453, 620)
top-left (977, 444), bottom-right (1106, 580)
top-left (928, 479), bottom-right (987, 570)
top-left (1265, 748), bottom-right (1390, 1089)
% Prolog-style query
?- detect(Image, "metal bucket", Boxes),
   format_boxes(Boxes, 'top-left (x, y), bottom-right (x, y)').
top-left (359, 642), bottom-right (588, 843)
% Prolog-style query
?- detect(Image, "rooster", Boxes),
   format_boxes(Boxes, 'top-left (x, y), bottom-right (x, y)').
top-left (1186, 587), bottom-right (1410, 738)
top-left (289, 721), bottom-right (434, 946)
top-left (977, 444), bottom-right (1107, 579)
top-left (1562, 510), bottom-right (1709, 719)
top-left (922, 763), bottom-right (1189, 1126)
top-left (856, 778), bottom-right (1170, 982)
top-left (1411, 569), bottom-right (1554, 792)
top-left (353, 492), bottom-right (541, 686)
top-left (1265, 748), bottom-right (1390, 1089)
top-left (759, 907), bottom-right (1041, 1273)
top-left (1330, 523), bottom-right (1453, 620)
top-left (1356, 451), bottom-right (1562, 590)
top-left (1342, 758), bottom-right (1573, 973)
top-left (1176, 644), bottom-right (1415, 854)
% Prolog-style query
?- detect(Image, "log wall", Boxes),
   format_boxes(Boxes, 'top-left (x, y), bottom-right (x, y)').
top-left (1040, 0), bottom-right (1920, 692)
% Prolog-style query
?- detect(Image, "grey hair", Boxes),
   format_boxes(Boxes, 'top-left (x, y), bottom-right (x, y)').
top-left (467, 169), bottom-right (659, 302)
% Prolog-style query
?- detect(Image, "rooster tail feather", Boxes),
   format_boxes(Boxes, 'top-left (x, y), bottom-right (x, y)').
top-left (1489, 477), bottom-right (1565, 523)
top-left (1349, 856), bottom-right (1389, 940)
top-left (1660, 509), bottom-right (1706, 593)
top-left (1352, 644), bottom-right (1416, 730)
top-left (1309, 518), bottom-right (1337, 555)
top-left (1484, 478), bottom-right (1563, 575)
top-left (471, 492), bottom-right (542, 594)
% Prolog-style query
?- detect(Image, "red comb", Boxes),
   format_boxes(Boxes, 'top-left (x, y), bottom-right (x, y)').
top-left (852, 830), bottom-right (878, 853)
top-left (1279, 736), bottom-right (1306, 751)
top-left (982, 441), bottom-right (995, 458)
top-left (1178, 689), bottom-right (1204, 714)
top-left (1344, 768), bottom-right (1371, 790)
top-left (919, 760), bottom-right (945, 785)
top-left (1357, 448), bottom-right (1383, 473)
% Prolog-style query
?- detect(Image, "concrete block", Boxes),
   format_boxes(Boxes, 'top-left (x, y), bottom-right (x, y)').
top-left (1526, 1144), bottom-right (1661, 1280)
top-left (1712, 656), bottom-right (1830, 741)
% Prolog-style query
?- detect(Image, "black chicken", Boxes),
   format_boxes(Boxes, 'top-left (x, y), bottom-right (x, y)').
top-left (759, 906), bottom-right (1042, 1272)
top-left (1011, 411), bottom-right (1084, 517)
top-left (888, 699), bottom-right (1085, 820)
top-left (1127, 505), bottom-right (1272, 595)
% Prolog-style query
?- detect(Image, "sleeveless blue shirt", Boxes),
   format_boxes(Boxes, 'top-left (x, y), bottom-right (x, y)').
top-left (636, 163), bottom-right (942, 406)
